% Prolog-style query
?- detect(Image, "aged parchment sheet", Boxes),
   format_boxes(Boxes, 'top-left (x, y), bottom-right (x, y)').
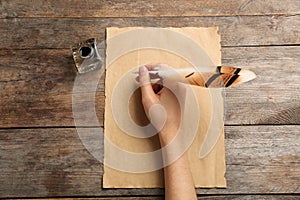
top-left (103, 27), bottom-right (226, 188)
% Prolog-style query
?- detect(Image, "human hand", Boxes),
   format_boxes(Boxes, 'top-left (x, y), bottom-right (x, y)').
top-left (138, 64), bottom-right (186, 144)
top-left (138, 65), bottom-right (197, 199)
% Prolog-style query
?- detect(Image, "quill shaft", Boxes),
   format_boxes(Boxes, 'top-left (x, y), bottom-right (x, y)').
top-left (152, 66), bottom-right (256, 88)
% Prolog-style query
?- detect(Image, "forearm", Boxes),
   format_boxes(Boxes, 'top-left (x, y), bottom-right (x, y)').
top-left (159, 130), bottom-right (197, 200)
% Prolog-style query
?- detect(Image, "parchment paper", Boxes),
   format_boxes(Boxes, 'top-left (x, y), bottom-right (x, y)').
top-left (103, 27), bottom-right (226, 188)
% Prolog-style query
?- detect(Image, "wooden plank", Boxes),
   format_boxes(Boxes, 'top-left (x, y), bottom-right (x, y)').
top-left (222, 46), bottom-right (300, 125)
top-left (26, 198), bottom-right (164, 200)
top-left (222, 125), bottom-right (300, 194)
top-left (0, 49), bottom-right (104, 128)
top-left (0, 15), bottom-right (299, 49)
top-left (0, 0), bottom-right (299, 18)
top-left (0, 125), bottom-right (299, 197)
top-left (18, 195), bottom-right (300, 200)
top-left (1, 46), bottom-right (299, 128)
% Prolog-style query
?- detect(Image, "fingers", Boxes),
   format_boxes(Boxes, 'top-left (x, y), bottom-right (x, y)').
top-left (144, 63), bottom-right (169, 71)
top-left (136, 63), bottom-right (171, 83)
top-left (139, 65), bottom-right (153, 92)
top-left (139, 65), bottom-right (158, 109)
top-left (135, 72), bottom-right (161, 82)
top-left (144, 63), bottom-right (161, 71)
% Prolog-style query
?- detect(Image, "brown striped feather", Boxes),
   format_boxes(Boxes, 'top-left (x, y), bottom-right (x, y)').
top-left (185, 66), bottom-right (256, 88)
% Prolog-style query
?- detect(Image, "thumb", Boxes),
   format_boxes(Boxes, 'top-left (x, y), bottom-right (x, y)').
top-left (139, 65), bottom-right (157, 109)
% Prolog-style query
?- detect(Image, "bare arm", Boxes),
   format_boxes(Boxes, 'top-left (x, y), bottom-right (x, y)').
top-left (138, 65), bottom-right (197, 200)
top-left (159, 129), bottom-right (197, 200)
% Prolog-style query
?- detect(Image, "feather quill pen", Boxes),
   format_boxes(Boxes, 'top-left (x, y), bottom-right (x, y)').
top-left (136, 66), bottom-right (256, 88)
top-left (135, 65), bottom-right (256, 158)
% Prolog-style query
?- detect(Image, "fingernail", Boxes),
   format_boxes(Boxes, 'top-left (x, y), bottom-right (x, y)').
top-left (139, 65), bottom-right (148, 76)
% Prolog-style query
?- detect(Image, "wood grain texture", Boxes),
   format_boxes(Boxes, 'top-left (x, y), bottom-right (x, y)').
top-left (1, 46), bottom-right (299, 128)
top-left (18, 196), bottom-right (300, 200)
top-left (0, 0), bottom-right (299, 18)
top-left (0, 0), bottom-right (298, 199)
top-left (0, 126), bottom-right (298, 197)
top-left (222, 46), bottom-right (300, 125)
top-left (0, 15), bottom-right (299, 50)
top-left (0, 49), bottom-right (104, 128)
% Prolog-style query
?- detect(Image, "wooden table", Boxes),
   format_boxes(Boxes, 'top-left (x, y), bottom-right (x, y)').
top-left (0, 1), bottom-right (299, 199)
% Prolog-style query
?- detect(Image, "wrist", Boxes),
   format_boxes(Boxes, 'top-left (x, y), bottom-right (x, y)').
top-left (158, 125), bottom-right (180, 146)
top-left (158, 127), bottom-right (187, 166)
